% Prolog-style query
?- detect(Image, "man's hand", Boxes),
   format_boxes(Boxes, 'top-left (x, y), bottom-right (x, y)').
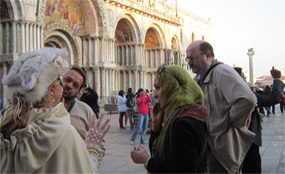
top-left (271, 66), bottom-right (281, 79)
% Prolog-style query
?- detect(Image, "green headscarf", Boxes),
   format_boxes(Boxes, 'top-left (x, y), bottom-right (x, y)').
top-left (157, 65), bottom-right (204, 125)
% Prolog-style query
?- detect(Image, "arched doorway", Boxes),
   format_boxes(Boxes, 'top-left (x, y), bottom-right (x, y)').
top-left (44, 29), bottom-right (77, 65)
top-left (145, 28), bottom-right (162, 68)
top-left (115, 19), bottom-right (136, 66)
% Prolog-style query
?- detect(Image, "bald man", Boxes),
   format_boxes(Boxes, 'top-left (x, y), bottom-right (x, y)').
top-left (186, 40), bottom-right (256, 173)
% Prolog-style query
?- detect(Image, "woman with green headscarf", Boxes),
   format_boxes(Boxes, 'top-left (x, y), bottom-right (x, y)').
top-left (131, 65), bottom-right (208, 173)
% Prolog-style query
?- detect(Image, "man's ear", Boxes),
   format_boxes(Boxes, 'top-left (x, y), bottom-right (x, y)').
top-left (205, 51), bottom-right (211, 58)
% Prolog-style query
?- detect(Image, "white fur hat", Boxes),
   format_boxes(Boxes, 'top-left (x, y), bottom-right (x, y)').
top-left (2, 47), bottom-right (69, 104)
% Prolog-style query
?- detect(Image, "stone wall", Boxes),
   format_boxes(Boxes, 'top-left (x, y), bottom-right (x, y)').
top-left (0, 0), bottom-right (210, 103)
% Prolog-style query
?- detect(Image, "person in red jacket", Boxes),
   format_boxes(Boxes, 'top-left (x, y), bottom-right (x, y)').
top-left (130, 88), bottom-right (151, 144)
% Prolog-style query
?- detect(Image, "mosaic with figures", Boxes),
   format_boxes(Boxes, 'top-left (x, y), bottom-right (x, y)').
top-left (45, 0), bottom-right (86, 33)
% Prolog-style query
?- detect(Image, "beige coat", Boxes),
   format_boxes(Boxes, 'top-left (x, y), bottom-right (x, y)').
top-left (198, 61), bottom-right (256, 173)
top-left (70, 99), bottom-right (94, 139)
top-left (0, 103), bottom-right (96, 173)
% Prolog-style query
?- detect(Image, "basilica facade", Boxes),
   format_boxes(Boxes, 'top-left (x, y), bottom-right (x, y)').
top-left (0, 0), bottom-right (210, 103)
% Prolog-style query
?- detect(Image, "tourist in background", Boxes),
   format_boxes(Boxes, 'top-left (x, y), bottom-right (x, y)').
top-left (280, 90), bottom-right (285, 113)
top-left (264, 85), bottom-right (272, 116)
top-left (126, 88), bottom-right (136, 130)
top-left (80, 85), bottom-right (100, 119)
top-left (130, 88), bottom-right (151, 145)
top-left (116, 90), bottom-right (127, 129)
top-left (234, 66), bottom-right (283, 173)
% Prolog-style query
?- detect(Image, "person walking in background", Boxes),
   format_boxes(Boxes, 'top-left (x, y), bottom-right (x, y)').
top-left (256, 86), bottom-right (265, 116)
top-left (264, 85), bottom-right (272, 116)
top-left (280, 90), bottom-right (285, 113)
top-left (236, 67), bottom-right (284, 174)
top-left (0, 48), bottom-right (110, 173)
top-left (116, 90), bottom-right (127, 129)
top-left (126, 88), bottom-right (136, 130)
top-left (130, 88), bottom-right (151, 145)
top-left (80, 85), bottom-right (100, 119)
top-left (186, 40), bottom-right (256, 173)
top-left (131, 65), bottom-right (208, 173)
top-left (271, 85), bottom-right (276, 114)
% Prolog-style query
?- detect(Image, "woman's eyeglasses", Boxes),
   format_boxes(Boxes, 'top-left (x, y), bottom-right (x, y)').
top-left (156, 64), bottom-right (180, 85)
top-left (157, 64), bottom-right (166, 74)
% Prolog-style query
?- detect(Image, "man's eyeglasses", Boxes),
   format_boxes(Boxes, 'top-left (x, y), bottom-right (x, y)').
top-left (185, 52), bottom-right (205, 62)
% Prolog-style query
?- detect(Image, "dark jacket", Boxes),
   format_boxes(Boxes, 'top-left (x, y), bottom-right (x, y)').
top-left (147, 106), bottom-right (207, 173)
top-left (250, 79), bottom-right (284, 146)
top-left (80, 87), bottom-right (100, 118)
top-left (255, 79), bottom-right (284, 107)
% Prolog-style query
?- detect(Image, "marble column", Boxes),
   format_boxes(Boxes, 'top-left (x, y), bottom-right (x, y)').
top-left (4, 22), bottom-right (9, 54)
top-left (88, 38), bottom-right (92, 66)
top-left (100, 68), bottom-right (106, 99)
top-left (11, 22), bottom-right (16, 53)
top-left (93, 38), bottom-right (97, 65)
top-left (82, 38), bottom-right (87, 66)
top-left (247, 49), bottom-right (255, 84)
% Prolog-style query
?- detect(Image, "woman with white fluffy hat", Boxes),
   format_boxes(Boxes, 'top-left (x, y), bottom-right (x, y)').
top-left (0, 47), bottom-right (110, 173)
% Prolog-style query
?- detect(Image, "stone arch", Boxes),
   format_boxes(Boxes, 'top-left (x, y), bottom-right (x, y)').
top-left (113, 13), bottom-right (142, 44)
top-left (78, 0), bottom-right (98, 35)
top-left (91, 0), bottom-right (110, 37)
top-left (1, 0), bottom-right (24, 20)
top-left (43, 22), bottom-right (80, 65)
top-left (144, 24), bottom-right (165, 68)
top-left (171, 35), bottom-right (181, 65)
top-left (144, 23), bottom-right (166, 48)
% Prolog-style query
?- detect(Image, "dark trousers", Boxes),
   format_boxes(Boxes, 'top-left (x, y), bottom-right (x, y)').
top-left (242, 143), bottom-right (261, 173)
top-left (119, 112), bottom-right (126, 127)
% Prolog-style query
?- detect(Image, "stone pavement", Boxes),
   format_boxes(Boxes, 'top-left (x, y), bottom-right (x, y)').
top-left (99, 109), bottom-right (285, 174)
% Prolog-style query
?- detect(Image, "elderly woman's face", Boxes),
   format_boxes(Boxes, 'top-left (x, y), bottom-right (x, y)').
top-left (153, 77), bottom-right (164, 107)
top-left (50, 79), bottom-right (63, 106)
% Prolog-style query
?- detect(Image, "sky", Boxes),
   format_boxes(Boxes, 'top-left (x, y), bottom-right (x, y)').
top-left (175, 0), bottom-right (285, 78)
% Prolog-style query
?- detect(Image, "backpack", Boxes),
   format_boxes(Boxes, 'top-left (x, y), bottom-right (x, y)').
top-left (126, 94), bottom-right (135, 108)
